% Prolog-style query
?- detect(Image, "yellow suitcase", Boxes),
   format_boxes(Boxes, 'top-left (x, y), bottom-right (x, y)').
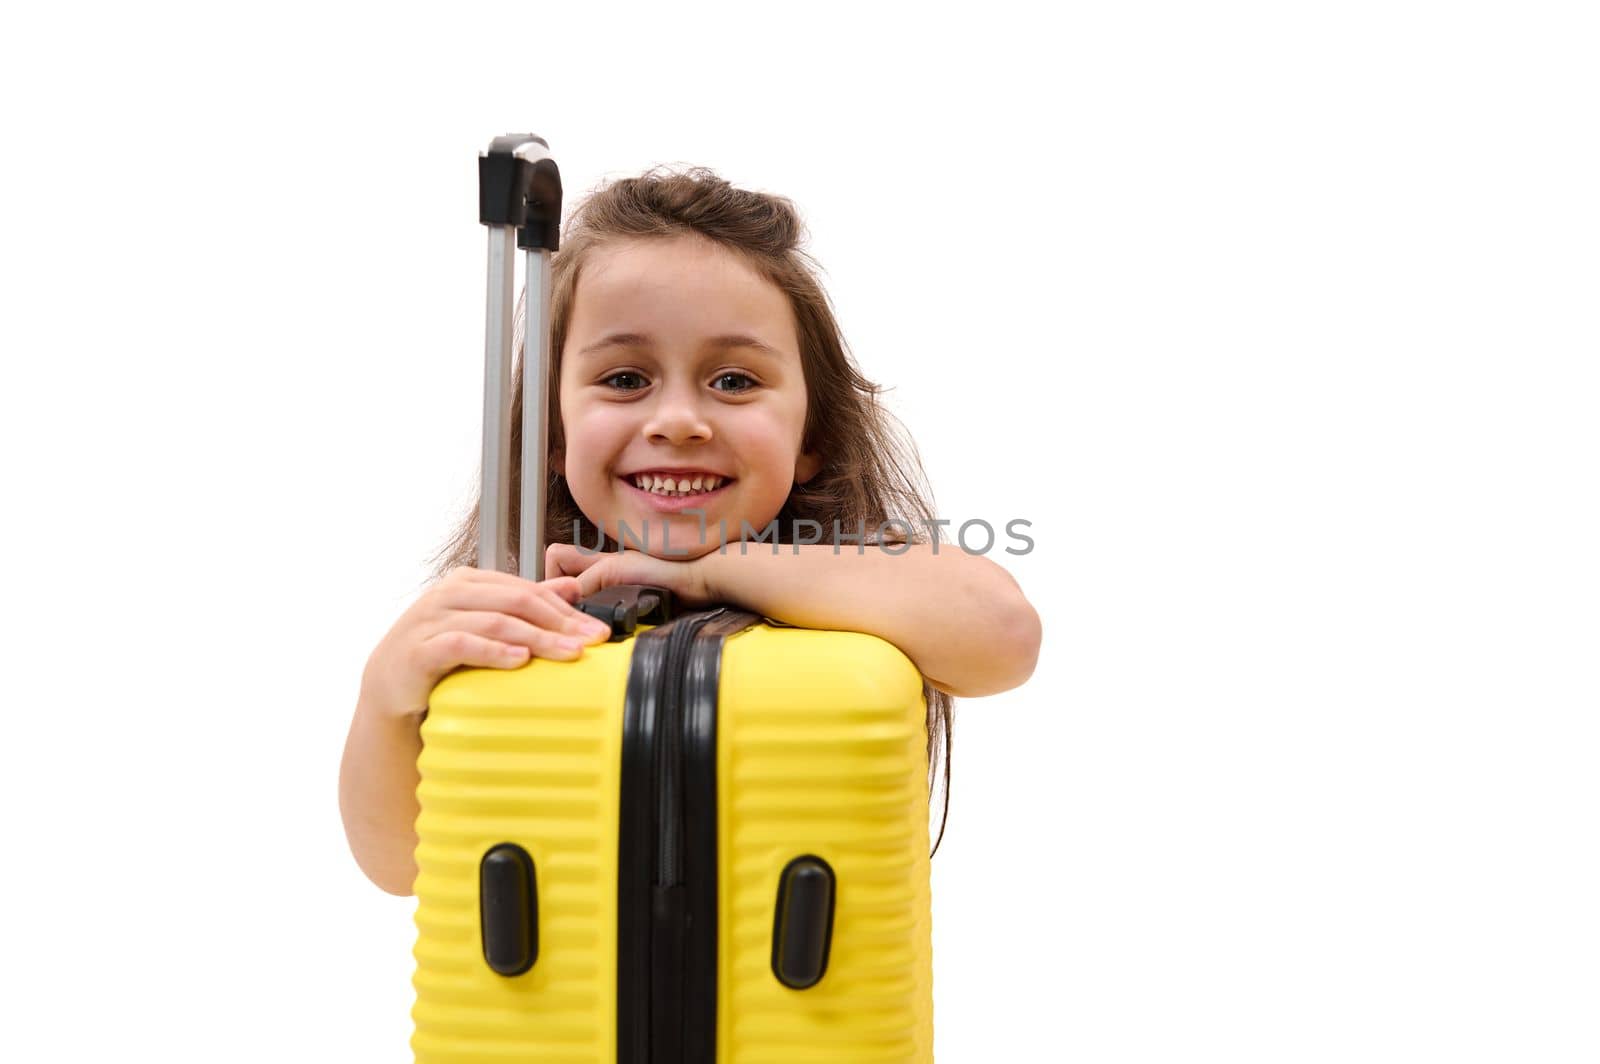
top-left (410, 135), bottom-right (935, 1062)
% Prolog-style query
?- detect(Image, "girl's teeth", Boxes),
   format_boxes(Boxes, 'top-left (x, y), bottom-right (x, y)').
top-left (632, 474), bottom-right (724, 495)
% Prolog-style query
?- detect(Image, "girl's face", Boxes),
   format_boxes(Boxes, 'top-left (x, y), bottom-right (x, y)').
top-left (556, 233), bottom-right (820, 559)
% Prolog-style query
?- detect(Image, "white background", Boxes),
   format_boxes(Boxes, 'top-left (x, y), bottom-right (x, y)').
top-left (2, 3), bottom-right (1596, 1061)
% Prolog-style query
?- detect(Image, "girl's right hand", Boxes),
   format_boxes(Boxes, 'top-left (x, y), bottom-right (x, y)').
top-left (359, 566), bottom-right (615, 722)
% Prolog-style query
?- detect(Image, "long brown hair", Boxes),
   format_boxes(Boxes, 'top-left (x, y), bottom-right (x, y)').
top-left (429, 165), bottom-right (954, 856)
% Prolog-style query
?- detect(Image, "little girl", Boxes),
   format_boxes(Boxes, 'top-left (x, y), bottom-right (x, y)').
top-left (339, 167), bottom-right (1041, 896)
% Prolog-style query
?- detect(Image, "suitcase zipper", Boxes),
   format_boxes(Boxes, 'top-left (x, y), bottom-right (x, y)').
top-left (617, 608), bottom-right (721, 1064)
top-left (656, 609), bottom-right (713, 888)
top-left (619, 607), bottom-right (759, 1064)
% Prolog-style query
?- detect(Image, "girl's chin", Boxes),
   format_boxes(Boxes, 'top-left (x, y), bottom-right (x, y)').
top-left (642, 541), bottom-right (722, 561)
top-left (606, 513), bottom-right (729, 556)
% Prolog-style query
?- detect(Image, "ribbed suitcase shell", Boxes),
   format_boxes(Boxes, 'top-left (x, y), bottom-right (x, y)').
top-left (412, 620), bottom-right (933, 1062)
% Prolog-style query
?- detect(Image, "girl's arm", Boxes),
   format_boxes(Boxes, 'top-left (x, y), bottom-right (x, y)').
top-left (702, 544), bottom-right (1040, 697)
top-left (339, 690), bottom-right (425, 896)
top-left (552, 544), bottom-right (1041, 698)
top-left (340, 568), bottom-right (614, 895)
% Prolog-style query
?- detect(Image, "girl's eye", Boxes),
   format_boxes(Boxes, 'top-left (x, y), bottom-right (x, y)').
top-left (603, 371), bottom-right (648, 391)
top-left (712, 372), bottom-right (756, 393)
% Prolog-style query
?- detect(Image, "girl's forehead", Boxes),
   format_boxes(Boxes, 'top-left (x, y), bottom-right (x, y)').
top-left (571, 235), bottom-right (798, 348)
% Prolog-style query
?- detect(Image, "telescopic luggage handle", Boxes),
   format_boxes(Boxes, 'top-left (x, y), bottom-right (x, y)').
top-left (475, 133), bottom-right (676, 629)
top-left (478, 134), bottom-right (561, 580)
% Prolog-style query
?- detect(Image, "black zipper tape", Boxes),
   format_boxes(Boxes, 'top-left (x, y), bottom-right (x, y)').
top-left (618, 608), bottom-right (760, 1064)
top-left (680, 610), bottom-right (759, 1061)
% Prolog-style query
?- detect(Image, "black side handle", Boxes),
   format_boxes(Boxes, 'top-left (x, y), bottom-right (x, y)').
top-left (771, 855), bottom-right (836, 990)
top-left (578, 584), bottom-right (676, 641)
top-left (480, 843), bottom-right (538, 977)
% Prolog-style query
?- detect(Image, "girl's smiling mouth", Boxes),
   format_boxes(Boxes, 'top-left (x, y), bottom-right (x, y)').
top-left (619, 469), bottom-right (736, 513)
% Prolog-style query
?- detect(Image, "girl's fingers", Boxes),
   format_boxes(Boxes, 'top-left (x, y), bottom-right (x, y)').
top-left (439, 565), bottom-right (582, 599)
top-left (547, 543), bottom-right (606, 580)
top-left (418, 621), bottom-right (584, 673)
top-left (434, 572), bottom-right (607, 639)
top-left (415, 630), bottom-right (537, 676)
top-left (539, 575), bottom-right (584, 604)
top-left (440, 610), bottom-right (601, 656)
top-left (439, 564), bottom-right (500, 585)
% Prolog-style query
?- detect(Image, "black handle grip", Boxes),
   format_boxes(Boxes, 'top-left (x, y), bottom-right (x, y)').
top-left (577, 584), bottom-right (676, 640)
top-left (478, 133), bottom-right (563, 251)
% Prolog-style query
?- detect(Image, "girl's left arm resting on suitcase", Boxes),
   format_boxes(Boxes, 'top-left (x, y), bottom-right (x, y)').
top-left (702, 544), bottom-right (1041, 697)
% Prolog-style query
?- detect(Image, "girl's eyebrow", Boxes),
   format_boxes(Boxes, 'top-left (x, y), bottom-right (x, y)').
top-left (577, 332), bottom-right (784, 358)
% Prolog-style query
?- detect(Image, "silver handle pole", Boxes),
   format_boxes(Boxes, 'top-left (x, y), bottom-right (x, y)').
top-left (521, 247), bottom-right (553, 581)
top-left (478, 132), bottom-right (561, 579)
top-left (479, 225), bottom-right (517, 572)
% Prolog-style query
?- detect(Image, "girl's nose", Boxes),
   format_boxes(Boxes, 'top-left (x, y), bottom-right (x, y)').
top-left (642, 388), bottom-right (713, 446)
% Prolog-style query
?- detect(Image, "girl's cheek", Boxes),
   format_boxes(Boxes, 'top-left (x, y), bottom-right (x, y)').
top-left (574, 404), bottom-right (636, 440)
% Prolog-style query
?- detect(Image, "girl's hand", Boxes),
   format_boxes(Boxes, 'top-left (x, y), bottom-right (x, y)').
top-left (545, 544), bottom-right (719, 610)
top-left (359, 566), bottom-right (615, 722)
